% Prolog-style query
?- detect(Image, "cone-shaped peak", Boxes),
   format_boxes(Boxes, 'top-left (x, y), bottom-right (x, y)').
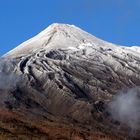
top-left (4, 23), bottom-right (114, 58)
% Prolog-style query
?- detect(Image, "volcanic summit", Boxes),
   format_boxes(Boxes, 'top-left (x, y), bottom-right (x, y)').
top-left (1, 23), bottom-right (140, 140)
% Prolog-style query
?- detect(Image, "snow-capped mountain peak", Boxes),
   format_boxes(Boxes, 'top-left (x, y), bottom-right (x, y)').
top-left (4, 23), bottom-right (115, 58)
top-left (1, 23), bottom-right (140, 139)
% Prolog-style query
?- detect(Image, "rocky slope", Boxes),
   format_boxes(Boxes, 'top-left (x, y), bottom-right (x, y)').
top-left (1, 23), bottom-right (140, 140)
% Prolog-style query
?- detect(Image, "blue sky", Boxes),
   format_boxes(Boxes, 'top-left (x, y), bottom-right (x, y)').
top-left (0, 0), bottom-right (140, 56)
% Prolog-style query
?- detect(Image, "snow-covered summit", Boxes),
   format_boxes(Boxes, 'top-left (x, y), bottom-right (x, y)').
top-left (4, 23), bottom-right (140, 60)
top-left (4, 23), bottom-right (115, 58)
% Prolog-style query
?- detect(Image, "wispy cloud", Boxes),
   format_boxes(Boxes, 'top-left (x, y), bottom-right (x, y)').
top-left (108, 88), bottom-right (140, 130)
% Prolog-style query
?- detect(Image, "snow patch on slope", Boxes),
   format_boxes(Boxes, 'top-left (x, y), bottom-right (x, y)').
top-left (126, 46), bottom-right (140, 54)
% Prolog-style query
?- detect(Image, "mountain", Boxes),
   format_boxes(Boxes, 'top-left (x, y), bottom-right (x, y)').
top-left (1, 23), bottom-right (140, 140)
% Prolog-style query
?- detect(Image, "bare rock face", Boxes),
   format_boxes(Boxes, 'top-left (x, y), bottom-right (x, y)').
top-left (1, 23), bottom-right (140, 140)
